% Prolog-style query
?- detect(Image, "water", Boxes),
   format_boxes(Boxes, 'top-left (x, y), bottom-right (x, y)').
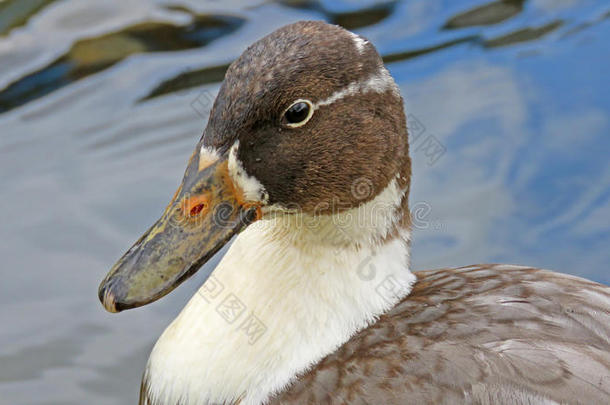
top-left (1, 0), bottom-right (608, 403)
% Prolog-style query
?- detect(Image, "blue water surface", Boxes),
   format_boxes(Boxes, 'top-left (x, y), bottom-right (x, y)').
top-left (0, 1), bottom-right (608, 404)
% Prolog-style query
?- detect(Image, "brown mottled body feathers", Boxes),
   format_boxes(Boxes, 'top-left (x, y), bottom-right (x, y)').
top-left (140, 264), bottom-right (610, 405)
top-left (268, 264), bottom-right (610, 405)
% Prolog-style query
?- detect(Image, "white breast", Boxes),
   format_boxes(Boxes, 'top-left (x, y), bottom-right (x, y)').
top-left (143, 177), bottom-right (414, 405)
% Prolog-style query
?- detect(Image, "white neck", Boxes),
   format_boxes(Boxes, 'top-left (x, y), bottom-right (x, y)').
top-left (143, 177), bottom-right (415, 405)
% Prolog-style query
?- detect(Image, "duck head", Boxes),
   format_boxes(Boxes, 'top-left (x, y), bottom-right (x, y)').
top-left (98, 20), bottom-right (410, 313)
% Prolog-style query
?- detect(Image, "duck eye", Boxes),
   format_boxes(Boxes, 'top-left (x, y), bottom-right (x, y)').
top-left (284, 100), bottom-right (313, 127)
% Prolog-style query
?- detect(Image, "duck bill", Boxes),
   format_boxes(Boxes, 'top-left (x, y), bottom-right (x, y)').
top-left (98, 155), bottom-right (260, 313)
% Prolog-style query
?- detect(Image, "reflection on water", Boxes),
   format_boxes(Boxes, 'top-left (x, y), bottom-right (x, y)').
top-left (0, 0), bottom-right (58, 36)
top-left (279, 0), bottom-right (397, 29)
top-left (0, 12), bottom-right (244, 112)
top-left (443, 0), bottom-right (525, 29)
top-left (0, 0), bottom-right (608, 404)
top-left (484, 19), bottom-right (563, 47)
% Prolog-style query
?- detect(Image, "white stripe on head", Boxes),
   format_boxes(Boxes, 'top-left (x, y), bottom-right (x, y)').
top-left (365, 66), bottom-right (400, 97)
top-left (349, 32), bottom-right (368, 54)
top-left (228, 141), bottom-right (269, 204)
top-left (315, 66), bottom-right (400, 109)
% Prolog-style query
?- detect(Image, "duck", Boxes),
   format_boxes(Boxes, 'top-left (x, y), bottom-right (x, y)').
top-left (98, 21), bottom-right (610, 405)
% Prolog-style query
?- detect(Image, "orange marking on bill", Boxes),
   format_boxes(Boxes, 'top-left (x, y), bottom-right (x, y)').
top-left (243, 203), bottom-right (263, 221)
top-left (181, 193), bottom-right (211, 218)
top-left (218, 160), bottom-right (262, 218)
